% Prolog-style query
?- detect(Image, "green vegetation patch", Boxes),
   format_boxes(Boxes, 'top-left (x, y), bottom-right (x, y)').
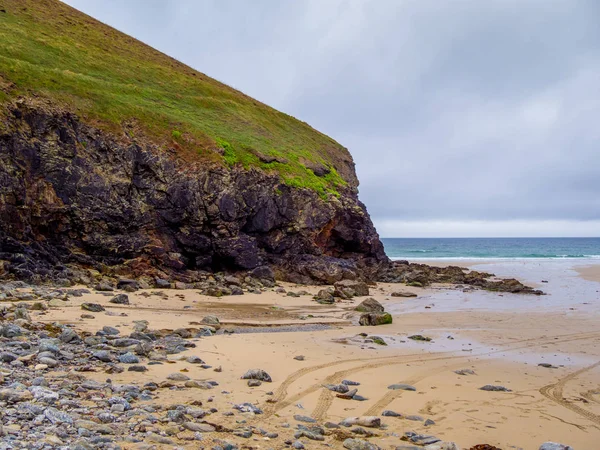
top-left (0, 0), bottom-right (352, 197)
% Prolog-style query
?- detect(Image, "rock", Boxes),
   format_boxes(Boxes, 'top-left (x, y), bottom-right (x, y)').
top-left (0, 388), bottom-right (33, 403)
top-left (355, 298), bottom-right (384, 313)
top-left (294, 355), bottom-right (305, 361)
top-left (117, 279), bottom-right (139, 290)
top-left (146, 433), bottom-right (175, 445)
top-left (128, 365), bottom-right (147, 372)
top-left (250, 265), bottom-right (275, 282)
top-left (314, 288), bottom-right (335, 304)
top-left (59, 327), bottom-right (81, 343)
top-left (334, 279), bottom-right (370, 297)
top-left (102, 325), bottom-right (120, 335)
top-left (424, 418), bottom-right (435, 426)
top-left (233, 402), bottom-right (263, 414)
top-left (359, 312), bottom-right (392, 326)
top-left (342, 379), bottom-right (360, 386)
top-left (183, 422), bottom-right (215, 432)
top-left (479, 385), bottom-right (511, 392)
top-left (118, 352), bottom-right (140, 364)
top-left (424, 443), bottom-right (460, 450)
top-left (294, 415), bottom-right (317, 423)
top-left (185, 380), bottom-right (214, 389)
top-left (405, 432), bottom-right (441, 446)
top-left (408, 334), bottom-right (432, 342)
top-left (247, 379), bottom-right (262, 387)
top-left (539, 443), bottom-right (574, 450)
top-left (94, 283), bottom-right (114, 291)
top-left (391, 290), bottom-right (417, 297)
top-left (81, 303), bottom-right (105, 312)
top-left (167, 372), bottom-right (190, 381)
top-left (382, 410), bottom-right (402, 417)
top-left (454, 369), bottom-right (476, 375)
top-left (38, 356), bottom-right (59, 367)
top-left (340, 416), bottom-right (381, 428)
top-left (92, 350), bottom-right (113, 362)
top-left (388, 384), bottom-right (416, 391)
top-left (337, 388), bottom-right (358, 399)
top-left (44, 407), bottom-right (74, 424)
top-left (200, 315), bottom-right (221, 330)
top-left (538, 363), bottom-right (557, 368)
top-left (292, 441), bottom-right (306, 449)
top-left (109, 294), bottom-right (130, 305)
top-left (324, 383), bottom-right (349, 393)
top-left (0, 323), bottom-right (24, 338)
top-left (343, 438), bottom-right (382, 450)
top-left (241, 369), bottom-right (272, 382)
top-left (187, 355), bottom-right (205, 364)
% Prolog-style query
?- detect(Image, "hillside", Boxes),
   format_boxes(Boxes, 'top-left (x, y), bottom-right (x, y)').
top-left (0, 0), bottom-right (353, 197)
top-left (0, 0), bottom-right (387, 284)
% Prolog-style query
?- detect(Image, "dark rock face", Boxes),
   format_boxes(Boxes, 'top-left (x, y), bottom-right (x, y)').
top-left (0, 100), bottom-right (388, 283)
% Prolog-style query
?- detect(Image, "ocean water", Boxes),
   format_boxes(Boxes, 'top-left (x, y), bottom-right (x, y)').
top-left (381, 237), bottom-right (600, 260)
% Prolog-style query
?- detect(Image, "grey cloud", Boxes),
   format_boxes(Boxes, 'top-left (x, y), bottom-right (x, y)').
top-left (64, 0), bottom-right (600, 235)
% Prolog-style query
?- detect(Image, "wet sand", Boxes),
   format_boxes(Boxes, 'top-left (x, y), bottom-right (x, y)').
top-left (576, 264), bottom-right (600, 283)
top-left (17, 258), bottom-right (599, 449)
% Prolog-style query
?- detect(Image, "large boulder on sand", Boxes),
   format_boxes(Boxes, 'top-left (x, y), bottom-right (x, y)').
top-left (334, 279), bottom-right (370, 298)
top-left (359, 312), bottom-right (392, 326)
top-left (354, 298), bottom-right (384, 313)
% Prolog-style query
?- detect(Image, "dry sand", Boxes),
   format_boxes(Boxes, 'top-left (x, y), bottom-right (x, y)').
top-left (24, 275), bottom-right (600, 450)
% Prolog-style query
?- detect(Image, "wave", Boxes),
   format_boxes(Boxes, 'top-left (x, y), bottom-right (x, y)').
top-left (390, 255), bottom-right (600, 261)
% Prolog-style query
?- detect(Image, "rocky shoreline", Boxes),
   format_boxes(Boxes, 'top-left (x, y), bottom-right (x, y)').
top-left (0, 279), bottom-right (571, 450)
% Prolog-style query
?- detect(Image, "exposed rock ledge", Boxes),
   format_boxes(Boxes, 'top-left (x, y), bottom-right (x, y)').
top-left (0, 99), bottom-right (388, 285)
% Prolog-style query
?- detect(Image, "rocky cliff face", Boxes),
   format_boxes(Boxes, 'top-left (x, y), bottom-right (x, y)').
top-left (0, 100), bottom-right (388, 284)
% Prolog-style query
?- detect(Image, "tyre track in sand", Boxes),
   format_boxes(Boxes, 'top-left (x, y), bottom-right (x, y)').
top-left (539, 361), bottom-right (600, 426)
top-left (262, 330), bottom-right (600, 420)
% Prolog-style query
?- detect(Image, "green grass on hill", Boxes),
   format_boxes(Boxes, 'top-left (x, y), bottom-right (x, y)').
top-left (0, 0), bottom-right (349, 198)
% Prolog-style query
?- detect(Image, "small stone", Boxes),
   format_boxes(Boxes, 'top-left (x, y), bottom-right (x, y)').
top-left (388, 384), bottom-right (416, 391)
top-left (480, 385), bottom-right (511, 392)
top-left (294, 415), bottom-right (316, 423)
top-left (539, 443), bottom-right (574, 450)
top-left (167, 372), bottom-right (190, 381)
top-left (343, 438), bottom-right (381, 450)
top-left (118, 352), bottom-right (140, 364)
top-left (248, 379), bottom-right (262, 387)
top-left (241, 368), bottom-right (272, 382)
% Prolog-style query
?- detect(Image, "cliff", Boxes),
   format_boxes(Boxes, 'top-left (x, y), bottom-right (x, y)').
top-left (0, 0), bottom-right (387, 284)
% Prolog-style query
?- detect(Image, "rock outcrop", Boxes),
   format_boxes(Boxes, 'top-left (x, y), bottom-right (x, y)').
top-left (0, 100), bottom-right (388, 284)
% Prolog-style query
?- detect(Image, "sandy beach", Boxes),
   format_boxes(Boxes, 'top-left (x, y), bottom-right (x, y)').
top-left (1, 259), bottom-right (594, 449)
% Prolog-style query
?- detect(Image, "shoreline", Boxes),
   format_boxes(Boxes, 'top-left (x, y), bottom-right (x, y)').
top-left (1, 260), bottom-right (598, 448)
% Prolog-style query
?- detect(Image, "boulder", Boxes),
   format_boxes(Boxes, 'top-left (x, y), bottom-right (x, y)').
top-left (334, 279), bottom-right (370, 297)
top-left (354, 298), bottom-right (384, 313)
top-left (200, 315), bottom-right (221, 330)
top-left (314, 288), bottom-right (335, 304)
top-left (359, 312), bottom-right (392, 326)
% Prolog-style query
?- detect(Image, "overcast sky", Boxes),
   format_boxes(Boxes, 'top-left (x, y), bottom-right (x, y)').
top-left (64, 0), bottom-right (600, 237)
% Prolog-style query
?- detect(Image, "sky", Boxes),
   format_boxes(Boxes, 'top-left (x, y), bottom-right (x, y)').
top-left (63, 0), bottom-right (600, 237)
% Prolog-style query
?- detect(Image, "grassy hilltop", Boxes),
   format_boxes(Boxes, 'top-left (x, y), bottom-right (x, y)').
top-left (0, 0), bottom-right (350, 197)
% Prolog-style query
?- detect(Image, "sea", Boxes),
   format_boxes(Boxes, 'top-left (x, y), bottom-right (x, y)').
top-left (381, 237), bottom-right (600, 260)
